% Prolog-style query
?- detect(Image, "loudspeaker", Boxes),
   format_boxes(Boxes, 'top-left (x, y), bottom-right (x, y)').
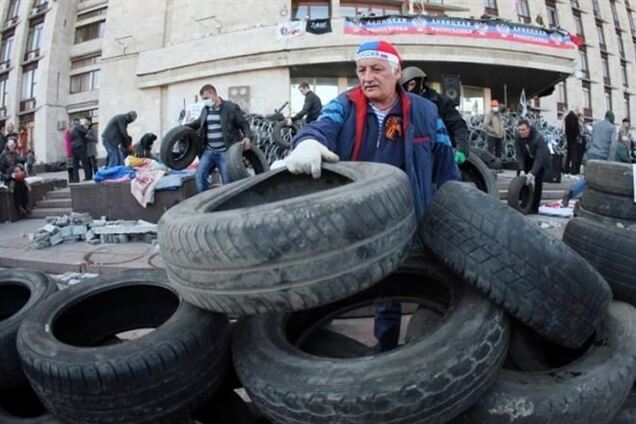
top-left (442, 75), bottom-right (462, 107)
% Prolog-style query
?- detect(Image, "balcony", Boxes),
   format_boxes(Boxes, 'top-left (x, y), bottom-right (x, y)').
top-left (2, 16), bottom-right (19, 32)
top-left (23, 49), bottom-right (40, 63)
top-left (0, 60), bottom-right (10, 73)
top-left (20, 98), bottom-right (36, 112)
top-left (29, 2), bottom-right (48, 19)
top-left (0, 106), bottom-right (6, 119)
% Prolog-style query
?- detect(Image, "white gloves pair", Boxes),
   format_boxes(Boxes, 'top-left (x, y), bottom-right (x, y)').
top-left (520, 171), bottom-right (535, 186)
top-left (272, 139), bottom-right (339, 179)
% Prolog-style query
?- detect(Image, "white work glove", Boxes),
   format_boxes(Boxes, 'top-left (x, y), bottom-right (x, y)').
top-left (286, 138), bottom-right (339, 179)
top-left (526, 173), bottom-right (535, 186)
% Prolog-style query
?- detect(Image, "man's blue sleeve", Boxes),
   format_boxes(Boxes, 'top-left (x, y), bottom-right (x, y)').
top-left (291, 99), bottom-right (345, 152)
top-left (432, 117), bottom-right (461, 184)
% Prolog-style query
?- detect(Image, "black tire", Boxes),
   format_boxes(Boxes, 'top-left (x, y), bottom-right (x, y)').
top-left (298, 328), bottom-right (372, 358)
top-left (17, 270), bottom-right (231, 424)
top-left (586, 160), bottom-right (634, 197)
top-left (472, 148), bottom-right (501, 170)
top-left (506, 175), bottom-right (535, 214)
top-left (581, 187), bottom-right (636, 220)
top-left (563, 217), bottom-right (636, 305)
top-left (272, 120), bottom-right (298, 149)
top-left (420, 181), bottom-right (612, 348)
top-left (0, 385), bottom-right (58, 423)
top-left (160, 126), bottom-right (201, 170)
top-left (613, 386), bottom-right (636, 424)
top-left (158, 162), bottom-right (416, 315)
top-left (233, 252), bottom-right (510, 424)
top-left (459, 153), bottom-right (498, 198)
top-left (574, 203), bottom-right (636, 229)
top-left (0, 270), bottom-right (57, 390)
top-left (227, 143), bottom-right (270, 181)
top-left (453, 302), bottom-right (636, 424)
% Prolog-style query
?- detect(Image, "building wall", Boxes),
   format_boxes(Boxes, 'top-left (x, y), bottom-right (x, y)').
top-left (0, 0), bottom-right (634, 162)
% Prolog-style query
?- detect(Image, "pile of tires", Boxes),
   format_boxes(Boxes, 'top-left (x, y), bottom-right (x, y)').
top-left (4, 162), bottom-right (636, 423)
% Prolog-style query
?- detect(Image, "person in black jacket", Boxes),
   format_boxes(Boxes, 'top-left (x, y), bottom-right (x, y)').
top-left (286, 82), bottom-right (322, 126)
top-left (400, 66), bottom-right (470, 164)
top-left (69, 119), bottom-right (92, 182)
top-left (515, 119), bottom-right (550, 214)
top-left (563, 109), bottom-right (581, 174)
top-left (134, 133), bottom-right (157, 159)
top-left (186, 84), bottom-right (252, 192)
top-left (102, 111), bottom-right (137, 168)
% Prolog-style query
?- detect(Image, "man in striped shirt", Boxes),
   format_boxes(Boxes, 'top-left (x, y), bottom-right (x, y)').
top-left (188, 84), bottom-right (252, 192)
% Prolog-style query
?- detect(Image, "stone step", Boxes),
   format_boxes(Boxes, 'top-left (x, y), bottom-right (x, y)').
top-left (36, 198), bottom-right (72, 209)
top-left (29, 207), bottom-right (73, 219)
top-left (46, 188), bottom-right (71, 199)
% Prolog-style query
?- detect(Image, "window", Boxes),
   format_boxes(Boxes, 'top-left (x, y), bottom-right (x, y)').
top-left (601, 53), bottom-right (611, 85)
top-left (71, 53), bottom-right (100, 69)
top-left (546, 0), bottom-right (558, 28)
top-left (611, 0), bottom-right (620, 28)
top-left (292, 0), bottom-right (330, 19)
top-left (592, 0), bottom-right (602, 17)
top-left (25, 20), bottom-right (43, 55)
top-left (573, 11), bottom-right (584, 37)
top-left (625, 93), bottom-right (631, 120)
top-left (622, 60), bottom-right (629, 87)
top-left (340, 1), bottom-right (402, 18)
top-left (597, 22), bottom-right (606, 50)
top-left (70, 69), bottom-right (100, 93)
top-left (579, 47), bottom-right (589, 78)
top-left (460, 86), bottom-right (486, 116)
top-left (516, 0), bottom-right (531, 24)
top-left (557, 81), bottom-right (567, 115)
top-left (69, 108), bottom-right (98, 123)
top-left (76, 7), bottom-right (107, 22)
top-left (21, 63), bottom-right (37, 100)
top-left (74, 20), bottom-right (104, 44)
top-left (582, 81), bottom-right (592, 117)
top-left (6, 0), bottom-right (20, 22)
top-left (0, 34), bottom-right (14, 64)
top-left (0, 75), bottom-right (8, 112)
top-left (605, 87), bottom-right (613, 111)
top-left (290, 77), bottom-right (338, 114)
top-left (483, 0), bottom-right (498, 16)
top-left (617, 31), bottom-right (625, 57)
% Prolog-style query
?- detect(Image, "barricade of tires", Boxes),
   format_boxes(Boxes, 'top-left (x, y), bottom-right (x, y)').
top-left (2, 161), bottom-right (636, 423)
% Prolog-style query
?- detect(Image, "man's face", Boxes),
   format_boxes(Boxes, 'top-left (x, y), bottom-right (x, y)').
top-left (299, 86), bottom-right (309, 96)
top-left (406, 80), bottom-right (418, 92)
top-left (201, 89), bottom-right (218, 104)
top-left (623, 121), bottom-right (630, 129)
top-left (356, 58), bottom-right (401, 103)
top-left (6, 140), bottom-right (15, 152)
top-left (517, 124), bottom-right (530, 139)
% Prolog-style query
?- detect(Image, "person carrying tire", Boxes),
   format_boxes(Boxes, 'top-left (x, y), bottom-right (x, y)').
top-left (399, 66), bottom-right (470, 165)
top-left (286, 40), bottom-right (460, 352)
top-left (101, 111), bottom-right (137, 168)
top-left (285, 82), bottom-right (322, 127)
top-left (515, 118), bottom-right (550, 214)
top-left (186, 84), bottom-right (252, 192)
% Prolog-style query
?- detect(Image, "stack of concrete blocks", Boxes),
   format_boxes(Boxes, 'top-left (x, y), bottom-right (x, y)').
top-left (30, 213), bottom-right (157, 249)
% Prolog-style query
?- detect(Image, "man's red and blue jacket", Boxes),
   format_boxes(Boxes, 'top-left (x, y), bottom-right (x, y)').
top-left (292, 85), bottom-right (461, 225)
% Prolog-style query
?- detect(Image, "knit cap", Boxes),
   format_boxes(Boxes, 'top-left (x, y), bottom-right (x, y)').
top-left (354, 40), bottom-right (402, 65)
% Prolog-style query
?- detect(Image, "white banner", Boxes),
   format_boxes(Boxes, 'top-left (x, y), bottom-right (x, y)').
top-left (277, 21), bottom-right (305, 40)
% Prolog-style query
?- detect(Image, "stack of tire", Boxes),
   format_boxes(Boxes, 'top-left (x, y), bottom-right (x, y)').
top-left (562, 160), bottom-right (636, 424)
top-left (3, 162), bottom-right (636, 423)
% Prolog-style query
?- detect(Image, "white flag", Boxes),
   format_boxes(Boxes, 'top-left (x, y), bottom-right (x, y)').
top-left (277, 21), bottom-right (305, 41)
top-left (519, 88), bottom-right (528, 117)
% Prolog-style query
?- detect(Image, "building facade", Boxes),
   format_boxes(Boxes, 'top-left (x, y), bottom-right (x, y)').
top-left (0, 0), bottom-right (634, 163)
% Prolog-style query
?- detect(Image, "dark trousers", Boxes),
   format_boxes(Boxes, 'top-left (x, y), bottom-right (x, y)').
top-left (564, 136), bottom-right (580, 174)
top-left (374, 302), bottom-right (402, 352)
top-left (71, 145), bottom-right (92, 182)
top-left (531, 168), bottom-right (545, 213)
top-left (88, 156), bottom-right (98, 174)
top-left (11, 180), bottom-right (29, 212)
top-left (487, 136), bottom-right (503, 158)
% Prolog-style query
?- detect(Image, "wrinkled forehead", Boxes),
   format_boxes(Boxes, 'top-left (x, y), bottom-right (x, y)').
top-left (355, 58), bottom-right (393, 70)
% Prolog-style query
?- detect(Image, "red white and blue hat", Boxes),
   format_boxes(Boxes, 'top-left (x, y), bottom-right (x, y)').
top-left (354, 40), bottom-right (402, 65)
